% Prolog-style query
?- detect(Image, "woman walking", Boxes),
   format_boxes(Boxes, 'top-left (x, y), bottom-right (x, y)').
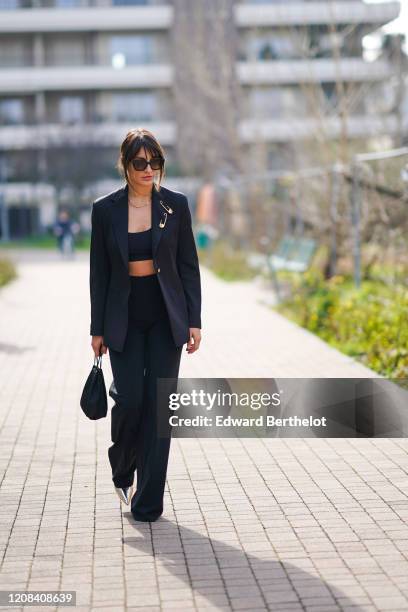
top-left (89, 128), bottom-right (202, 522)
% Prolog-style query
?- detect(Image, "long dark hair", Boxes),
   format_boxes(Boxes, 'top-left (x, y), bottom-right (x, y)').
top-left (116, 127), bottom-right (166, 191)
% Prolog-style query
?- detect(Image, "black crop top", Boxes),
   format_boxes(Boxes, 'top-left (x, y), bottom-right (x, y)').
top-left (128, 228), bottom-right (153, 262)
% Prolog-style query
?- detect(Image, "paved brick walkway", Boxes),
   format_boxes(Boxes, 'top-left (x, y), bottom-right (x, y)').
top-left (0, 249), bottom-right (407, 612)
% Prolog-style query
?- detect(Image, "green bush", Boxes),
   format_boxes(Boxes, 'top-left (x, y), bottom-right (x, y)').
top-left (0, 256), bottom-right (17, 287)
top-left (276, 270), bottom-right (408, 379)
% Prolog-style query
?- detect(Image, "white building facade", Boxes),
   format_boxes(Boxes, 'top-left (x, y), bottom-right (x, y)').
top-left (0, 0), bottom-right (401, 237)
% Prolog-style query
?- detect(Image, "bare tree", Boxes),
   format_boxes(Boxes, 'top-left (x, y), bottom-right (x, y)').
top-left (170, 0), bottom-right (407, 278)
top-left (171, 0), bottom-right (242, 179)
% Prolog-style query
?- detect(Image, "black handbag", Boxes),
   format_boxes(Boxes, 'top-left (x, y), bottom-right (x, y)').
top-left (80, 354), bottom-right (108, 420)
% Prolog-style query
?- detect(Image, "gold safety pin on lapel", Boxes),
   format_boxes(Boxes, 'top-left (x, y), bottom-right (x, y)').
top-left (159, 212), bottom-right (167, 229)
top-left (158, 199), bottom-right (173, 229)
top-left (160, 200), bottom-right (173, 214)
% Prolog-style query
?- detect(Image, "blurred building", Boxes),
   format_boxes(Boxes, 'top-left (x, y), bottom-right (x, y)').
top-left (370, 32), bottom-right (408, 148)
top-left (0, 0), bottom-right (401, 237)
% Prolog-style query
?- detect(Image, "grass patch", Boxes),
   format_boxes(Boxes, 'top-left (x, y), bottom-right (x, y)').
top-left (0, 236), bottom-right (91, 250)
top-left (0, 256), bottom-right (17, 287)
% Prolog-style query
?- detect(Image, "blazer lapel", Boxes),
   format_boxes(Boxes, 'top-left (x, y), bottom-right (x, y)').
top-left (110, 184), bottom-right (128, 271)
top-left (151, 183), bottom-right (166, 258)
top-left (110, 182), bottom-right (169, 271)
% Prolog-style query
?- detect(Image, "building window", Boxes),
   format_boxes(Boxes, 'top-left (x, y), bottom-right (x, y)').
top-left (248, 86), bottom-right (305, 119)
top-left (112, 92), bottom-right (157, 122)
top-left (112, 0), bottom-right (149, 5)
top-left (249, 88), bottom-right (283, 118)
top-left (55, 0), bottom-right (83, 6)
top-left (245, 0), bottom-right (298, 3)
top-left (110, 35), bottom-right (153, 66)
top-left (0, 98), bottom-right (24, 125)
top-left (259, 43), bottom-right (278, 60)
top-left (0, 154), bottom-right (12, 182)
top-left (247, 33), bottom-right (300, 61)
top-left (59, 96), bottom-right (85, 124)
top-left (0, 39), bottom-right (31, 67)
top-left (0, 0), bottom-right (19, 8)
top-left (45, 36), bottom-right (86, 66)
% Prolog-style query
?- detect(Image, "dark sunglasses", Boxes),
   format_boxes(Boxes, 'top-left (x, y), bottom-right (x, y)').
top-left (131, 156), bottom-right (164, 171)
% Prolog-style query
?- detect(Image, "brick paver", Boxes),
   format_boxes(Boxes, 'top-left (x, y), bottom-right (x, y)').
top-left (0, 249), bottom-right (407, 612)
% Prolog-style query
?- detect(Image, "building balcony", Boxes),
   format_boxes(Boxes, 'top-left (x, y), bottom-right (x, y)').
top-left (237, 58), bottom-right (392, 85)
top-left (235, 1), bottom-right (400, 29)
top-left (238, 114), bottom-right (399, 142)
top-left (0, 64), bottom-right (173, 93)
top-left (0, 4), bottom-right (173, 33)
top-left (0, 120), bottom-right (176, 149)
top-left (2, 116), bottom-right (399, 149)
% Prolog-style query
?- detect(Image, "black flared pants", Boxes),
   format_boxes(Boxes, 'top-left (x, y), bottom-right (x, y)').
top-left (108, 273), bottom-right (182, 522)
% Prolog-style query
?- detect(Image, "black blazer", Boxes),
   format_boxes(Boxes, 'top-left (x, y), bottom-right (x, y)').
top-left (89, 182), bottom-right (202, 353)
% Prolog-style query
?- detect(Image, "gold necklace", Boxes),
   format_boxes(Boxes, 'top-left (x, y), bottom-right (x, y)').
top-left (129, 201), bottom-right (149, 208)
top-left (128, 195), bottom-right (151, 208)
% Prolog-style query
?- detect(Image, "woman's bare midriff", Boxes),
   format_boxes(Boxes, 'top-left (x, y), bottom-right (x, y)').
top-left (128, 259), bottom-right (156, 276)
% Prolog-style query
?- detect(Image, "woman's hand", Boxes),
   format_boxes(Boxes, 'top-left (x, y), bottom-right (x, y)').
top-left (186, 328), bottom-right (201, 354)
top-left (91, 335), bottom-right (108, 358)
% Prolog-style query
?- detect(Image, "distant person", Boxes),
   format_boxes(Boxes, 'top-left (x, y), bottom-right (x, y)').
top-left (53, 209), bottom-right (79, 258)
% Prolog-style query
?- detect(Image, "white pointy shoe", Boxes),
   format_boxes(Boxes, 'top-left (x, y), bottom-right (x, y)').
top-left (114, 484), bottom-right (134, 505)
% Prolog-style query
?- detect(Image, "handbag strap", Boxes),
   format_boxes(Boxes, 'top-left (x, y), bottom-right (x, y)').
top-left (94, 354), bottom-right (103, 369)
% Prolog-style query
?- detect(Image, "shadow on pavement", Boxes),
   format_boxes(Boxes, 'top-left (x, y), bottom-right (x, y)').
top-left (123, 516), bottom-right (364, 611)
